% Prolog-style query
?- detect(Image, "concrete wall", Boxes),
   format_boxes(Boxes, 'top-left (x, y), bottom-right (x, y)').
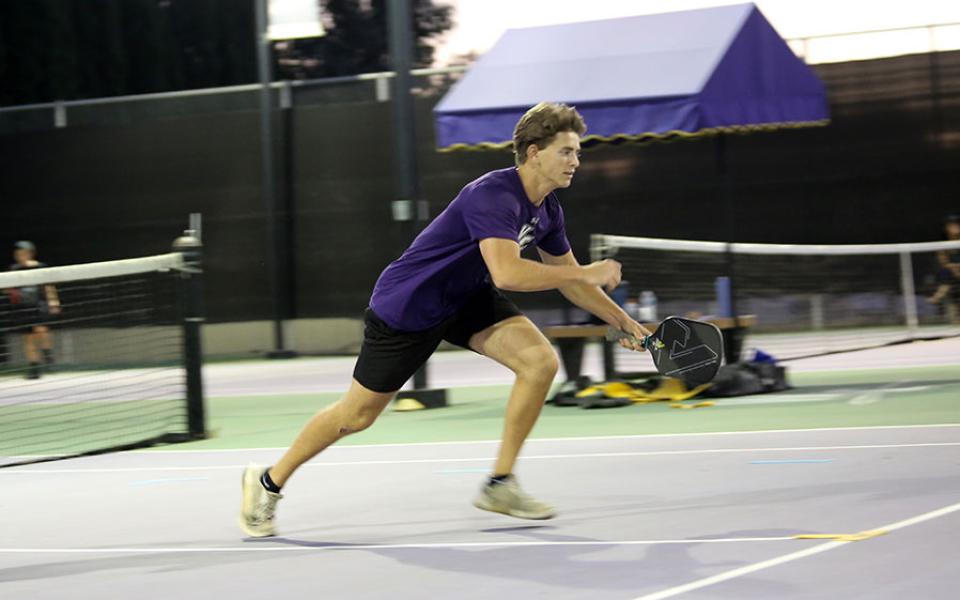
top-left (2, 318), bottom-right (365, 367)
top-left (201, 318), bottom-right (364, 358)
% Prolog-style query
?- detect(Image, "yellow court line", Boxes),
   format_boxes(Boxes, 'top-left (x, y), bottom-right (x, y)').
top-left (793, 529), bottom-right (887, 542)
top-left (633, 501), bottom-right (960, 600)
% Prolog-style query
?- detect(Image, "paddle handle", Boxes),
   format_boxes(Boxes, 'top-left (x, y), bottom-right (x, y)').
top-left (605, 328), bottom-right (651, 349)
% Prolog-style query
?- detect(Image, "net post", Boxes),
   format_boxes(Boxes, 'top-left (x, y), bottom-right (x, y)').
top-left (174, 231), bottom-right (207, 439)
top-left (899, 250), bottom-right (919, 335)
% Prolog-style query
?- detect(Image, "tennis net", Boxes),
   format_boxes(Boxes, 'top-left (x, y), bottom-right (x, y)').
top-left (592, 234), bottom-right (960, 368)
top-left (0, 242), bottom-right (205, 468)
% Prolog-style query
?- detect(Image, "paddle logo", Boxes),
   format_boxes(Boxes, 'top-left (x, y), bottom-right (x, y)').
top-left (654, 319), bottom-right (720, 378)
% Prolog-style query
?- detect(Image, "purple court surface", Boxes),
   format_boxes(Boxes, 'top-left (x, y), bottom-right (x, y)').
top-left (2, 425), bottom-right (959, 599)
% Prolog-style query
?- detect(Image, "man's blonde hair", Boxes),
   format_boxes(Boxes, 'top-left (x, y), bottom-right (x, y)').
top-left (513, 102), bottom-right (587, 166)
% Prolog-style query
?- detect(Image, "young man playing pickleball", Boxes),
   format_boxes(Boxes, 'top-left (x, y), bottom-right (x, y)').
top-left (239, 102), bottom-right (650, 537)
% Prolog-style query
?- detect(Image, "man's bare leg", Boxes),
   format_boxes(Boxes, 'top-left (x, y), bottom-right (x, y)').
top-left (470, 316), bottom-right (559, 476)
top-left (22, 331), bottom-right (43, 379)
top-left (32, 325), bottom-right (54, 368)
top-left (930, 284), bottom-right (950, 305)
top-left (240, 379), bottom-right (396, 537)
top-left (268, 379), bottom-right (396, 487)
top-left (36, 325), bottom-right (53, 351)
top-left (468, 316), bottom-right (559, 519)
top-left (23, 332), bottom-right (40, 363)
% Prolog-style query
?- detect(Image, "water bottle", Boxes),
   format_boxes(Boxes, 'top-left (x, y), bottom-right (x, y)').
top-left (639, 290), bottom-right (658, 322)
top-left (623, 298), bottom-right (640, 320)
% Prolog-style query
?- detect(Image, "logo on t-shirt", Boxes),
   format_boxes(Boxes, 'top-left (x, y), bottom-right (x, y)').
top-left (518, 217), bottom-right (539, 250)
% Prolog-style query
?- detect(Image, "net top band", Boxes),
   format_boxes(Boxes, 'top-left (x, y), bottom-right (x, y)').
top-left (0, 252), bottom-right (185, 288)
top-left (593, 235), bottom-right (960, 256)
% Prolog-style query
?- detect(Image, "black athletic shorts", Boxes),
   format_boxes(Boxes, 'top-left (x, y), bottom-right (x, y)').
top-left (353, 285), bottom-right (523, 393)
top-left (9, 304), bottom-right (49, 334)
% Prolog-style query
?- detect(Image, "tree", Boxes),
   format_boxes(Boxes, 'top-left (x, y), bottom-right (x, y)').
top-left (0, 0), bottom-right (451, 106)
top-left (274, 0), bottom-right (454, 79)
top-left (0, 0), bottom-right (257, 105)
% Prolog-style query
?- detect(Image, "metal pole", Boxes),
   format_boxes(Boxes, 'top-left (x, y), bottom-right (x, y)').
top-left (899, 251), bottom-right (919, 336)
top-left (928, 26), bottom-right (944, 142)
top-left (279, 81), bottom-right (298, 324)
top-left (255, 0), bottom-right (293, 358)
top-left (387, 0), bottom-right (429, 390)
top-left (387, 0), bottom-right (419, 210)
top-left (189, 213), bottom-right (203, 241)
top-left (174, 230), bottom-right (206, 439)
top-left (384, 0), bottom-right (444, 407)
top-left (717, 133), bottom-right (744, 363)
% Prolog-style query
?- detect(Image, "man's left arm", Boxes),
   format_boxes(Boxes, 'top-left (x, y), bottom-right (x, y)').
top-left (538, 248), bottom-right (650, 350)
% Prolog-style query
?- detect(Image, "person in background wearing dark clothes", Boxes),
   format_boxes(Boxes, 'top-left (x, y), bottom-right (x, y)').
top-left (929, 215), bottom-right (960, 325)
top-left (5, 241), bottom-right (60, 379)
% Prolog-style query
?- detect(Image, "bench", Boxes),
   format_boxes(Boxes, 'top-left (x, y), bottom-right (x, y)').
top-left (542, 316), bottom-right (757, 383)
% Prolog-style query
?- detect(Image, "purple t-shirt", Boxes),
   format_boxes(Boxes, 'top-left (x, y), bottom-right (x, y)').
top-left (370, 167), bottom-right (571, 331)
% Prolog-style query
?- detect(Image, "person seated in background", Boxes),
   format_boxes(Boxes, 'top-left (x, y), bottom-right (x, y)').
top-left (929, 214), bottom-right (960, 325)
top-left (5, 241), bottom-right (60, 379)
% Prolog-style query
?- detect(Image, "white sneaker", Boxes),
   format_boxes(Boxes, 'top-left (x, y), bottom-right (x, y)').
top-left (239, 464), bottom-right (282, 537)
top-left (473, 475), bottom-right (556, 520)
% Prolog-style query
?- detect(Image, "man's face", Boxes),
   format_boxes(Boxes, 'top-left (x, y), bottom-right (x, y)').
top-left (13, 248), bottom-right (33, 264)
top-left (946, 221), bottom-right (960, 239)
top-left (530, 131), bottom-right (581, 189)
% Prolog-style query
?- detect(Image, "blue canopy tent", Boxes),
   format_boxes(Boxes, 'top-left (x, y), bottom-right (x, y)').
top-left (434, 4), bottom-right (830, 367)
top-left (434, 3), bottom-right (828, 150)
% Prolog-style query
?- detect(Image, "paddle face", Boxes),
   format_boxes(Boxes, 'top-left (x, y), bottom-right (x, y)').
top-left (608, 317), bottom-right (723, 386)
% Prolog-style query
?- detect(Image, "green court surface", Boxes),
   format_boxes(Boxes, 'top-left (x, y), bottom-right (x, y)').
top-left (0, 399), bottom-right (186, 457)
top-left (168, 365), bottom-right (960, 451)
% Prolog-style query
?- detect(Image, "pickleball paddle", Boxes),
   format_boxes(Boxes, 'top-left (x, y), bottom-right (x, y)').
top-left (606, 316), bottom-right (724, 386)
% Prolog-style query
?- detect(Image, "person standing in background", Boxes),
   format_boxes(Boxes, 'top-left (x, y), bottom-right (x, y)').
top-left (6, 241), bottom-right (60, 379)
top-left (929, 215), bottom-right (960, 325)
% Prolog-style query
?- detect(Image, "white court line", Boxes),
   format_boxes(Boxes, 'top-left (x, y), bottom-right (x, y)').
top-left (5, 442), bottom-right (958, 474)
top-left (714, 394), bottom-right (839, 406)
top-left (132, 423), bottom-right (960, 453)
top-left (785, 362), bottom-right (960, 373)
top-left (846, 380), bottom-right (909, 406)
top-left (632, 500), bottom-right (960, 600)
top-left (0, 536), bottom-right (796, 554)
top-left (4, 500), bottom-right (960, 557)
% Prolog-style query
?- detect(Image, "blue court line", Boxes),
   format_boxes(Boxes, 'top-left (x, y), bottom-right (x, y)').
top-left (750, 459), bottom-right (834, 465)
top-left (129, 476), bottom-right (210, 486)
